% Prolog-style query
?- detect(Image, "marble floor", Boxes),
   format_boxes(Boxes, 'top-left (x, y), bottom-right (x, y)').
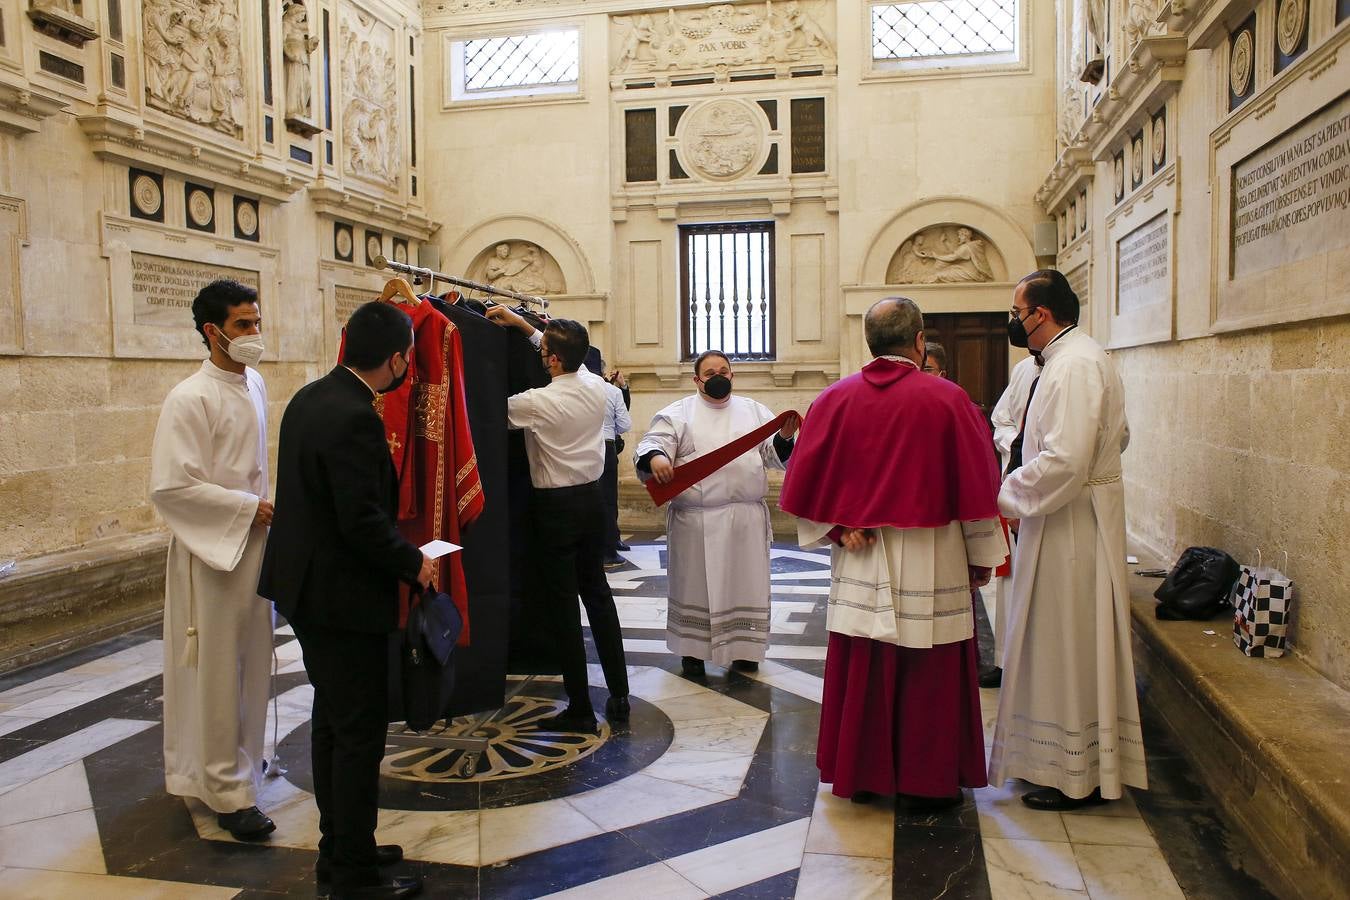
top-left (0, 536), bottom-right (1277, 898)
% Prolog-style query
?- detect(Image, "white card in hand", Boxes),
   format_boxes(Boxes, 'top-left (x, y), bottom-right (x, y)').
top-left (420, 540), bottom-right (462, 559)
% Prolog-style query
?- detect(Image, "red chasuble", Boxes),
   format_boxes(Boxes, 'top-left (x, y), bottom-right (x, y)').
top-left (779, 358), bottom-right (1000, 528)
top-left (339, 301), bottom-right (484, 643)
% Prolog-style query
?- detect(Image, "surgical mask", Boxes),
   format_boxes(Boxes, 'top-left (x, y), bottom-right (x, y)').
top-left (216, 329), bottom-right (265, 367)
top-left (1007, 309), bottom-right (1041, 349)
top-left (701, 374), bottom-right (732, 400)
top-left (379, 354), bottom-right (409, 394)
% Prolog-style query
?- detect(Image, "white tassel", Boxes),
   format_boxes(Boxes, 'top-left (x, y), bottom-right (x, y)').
top-left (180, 626), bottom-right (198, 669)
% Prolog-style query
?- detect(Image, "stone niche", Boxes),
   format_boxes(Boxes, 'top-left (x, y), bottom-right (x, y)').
top-left (465, 241), bottom-right (567, 296)
top-left (885, 224), bottom-right (1007, 285)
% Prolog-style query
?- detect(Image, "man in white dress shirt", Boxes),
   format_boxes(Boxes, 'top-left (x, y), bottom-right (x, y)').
top-left (486, 307), bottom-right (630, 731)
top-left (583, 347), bottom-right (632, 568)
top-left (149, 279), bottom-right (276, 841)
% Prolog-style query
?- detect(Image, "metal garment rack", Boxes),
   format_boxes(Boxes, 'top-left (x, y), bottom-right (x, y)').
top-left (385, 675), bottom-right (539, 778)
top-left (372, 254), bottom-right (549, 313)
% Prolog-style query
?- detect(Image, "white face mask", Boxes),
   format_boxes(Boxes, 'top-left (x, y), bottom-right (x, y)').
top-left (218, 331), bottom-right (265, 367)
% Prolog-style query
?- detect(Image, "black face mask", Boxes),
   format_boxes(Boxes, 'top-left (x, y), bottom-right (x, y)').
top-left (379, 354), bottom-right (409, 394)
top-left (1007, 309), bottom-right (1042, 349)
top-left (702, 374), bottom-right (732, 400)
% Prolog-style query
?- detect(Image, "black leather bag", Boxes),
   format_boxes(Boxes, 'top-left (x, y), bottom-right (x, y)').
top-left (1153, 547), bottom-right (1241, 620)
top-left (399, 586), bottom-right (464, 731)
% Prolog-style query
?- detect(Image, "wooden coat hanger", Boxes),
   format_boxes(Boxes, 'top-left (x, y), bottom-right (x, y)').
top-left (379, 276), bottom-right (421, 306)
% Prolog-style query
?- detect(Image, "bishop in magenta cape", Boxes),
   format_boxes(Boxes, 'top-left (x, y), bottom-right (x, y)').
top-left (780, 357), bottom-right (1007, 800)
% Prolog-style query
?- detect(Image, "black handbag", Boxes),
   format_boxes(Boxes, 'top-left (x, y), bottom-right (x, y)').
top-left (399, 585), bottom-right (464, 731)
top-left (1153, 546), bottom-right (1241, 620)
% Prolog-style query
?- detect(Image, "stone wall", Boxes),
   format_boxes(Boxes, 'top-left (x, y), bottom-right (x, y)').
top-left (1116, 319), bottom-right (1350, 690)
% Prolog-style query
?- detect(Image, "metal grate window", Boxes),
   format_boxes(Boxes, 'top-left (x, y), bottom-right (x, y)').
top-left (872, 0), bottom-right (1017, 60)
top-left (680, 222), bottom-right (775, 361)
top-left (462, 29), bottom-right (579, 92)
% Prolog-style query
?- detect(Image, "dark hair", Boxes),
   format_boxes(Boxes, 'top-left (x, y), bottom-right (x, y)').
top-left (1017, 269), bottom-right (1079, 325)
top-left (342, 301), bottom-right (413, 369)
top-left (925, 341), bottom-right (948, 373)
top-left (864, 296), bottom-right (924, 357)
top-left (192, 279), bottom-right (258, 348)
top-left (584, 346), bottom-right (604, 375)
top-left (693, 350), bottom-right (731, 376)
top-left (542, 319), bottom-right (589, 372)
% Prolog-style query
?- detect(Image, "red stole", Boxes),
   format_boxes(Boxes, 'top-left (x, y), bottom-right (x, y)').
top-left (780, 358), bottom-right (1000, 529)
top-left (339, 301), bottom-right (484, 643)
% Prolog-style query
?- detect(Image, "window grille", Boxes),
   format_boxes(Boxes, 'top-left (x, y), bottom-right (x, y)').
top-left (462, 30), bottom-right (579, 92)
top-left (680, 222), bottom-right (775, 361)
top-left (872, 0), bottom-right (1017, 61)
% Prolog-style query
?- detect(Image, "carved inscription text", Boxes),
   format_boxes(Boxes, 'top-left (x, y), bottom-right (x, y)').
top-left (132, 253), bottom-right (260, 326)
top-left (1116, 214), bottom-right (1168, 314)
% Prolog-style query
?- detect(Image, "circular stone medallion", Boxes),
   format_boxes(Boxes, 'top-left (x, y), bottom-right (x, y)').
top-left (1114, 156), bottom-right (1125, 197)
top-left (1152, 117), bottom-right (1166, 167)
top-left (235, 201), bottom-right (259, 238)
top-left (1276, 0), bottom-right (1306, 57)
top-left (1131, 137), bottom-right (1145, 183)
top-left (187, 190), bottom-right (213, 228)
top-left (366, 235), bottom-right (381, 261)
top-left (393, 243), bottom-right (408, 264)
top-left (132, 175), bottom-right (162, 216)
top-left (1078, 199), bottom-right (1087, 231)
top-left (1230, 30), bottom-right (1254, 97)
top-left (335, 227), bottom-right (353, 259)
top-left (679, 100), bottom-right (765, 181)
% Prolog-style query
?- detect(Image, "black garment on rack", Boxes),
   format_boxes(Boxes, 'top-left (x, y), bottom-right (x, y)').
top-left (428, 295), bottom-right (512, 715)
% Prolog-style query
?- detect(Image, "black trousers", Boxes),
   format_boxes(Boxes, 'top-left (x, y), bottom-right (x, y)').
top-left (530, 481), bottom-right (629, 713)
top-left (292, 623), bottom-right (388, 888)
top-left (602, 440), bottom-right (621, 553)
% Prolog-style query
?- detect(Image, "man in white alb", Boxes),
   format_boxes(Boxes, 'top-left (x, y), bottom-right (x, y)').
top-left (988, 270), bottom-right (1146, 811)
top-left (149, 279), bottom-right (276, 840)
top-left (634, 351), bottom-right (799, 677)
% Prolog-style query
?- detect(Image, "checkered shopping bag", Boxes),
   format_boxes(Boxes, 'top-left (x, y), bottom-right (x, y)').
top-left (1231, 564), bottom-right (1295, 658)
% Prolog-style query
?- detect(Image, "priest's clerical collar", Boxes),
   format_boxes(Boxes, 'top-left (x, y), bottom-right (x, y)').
top-left (877, 355), bottom-right (919, 368)
top-left (202, 358), bottom-right (246, 384)
top-left (1038, 324), bottom-right (1077, 364)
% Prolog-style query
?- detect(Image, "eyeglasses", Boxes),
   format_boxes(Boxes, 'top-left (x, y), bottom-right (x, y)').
top-left (1010, 306), bottom-right (1037, 319)
top-left (921, 365), bottom-right (939, 373)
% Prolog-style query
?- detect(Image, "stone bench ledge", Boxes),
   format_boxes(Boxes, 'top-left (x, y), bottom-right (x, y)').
top-left (0, 531), bottom-right (168, 675)
top-left (1129, 554), bottom-right (1350, 900)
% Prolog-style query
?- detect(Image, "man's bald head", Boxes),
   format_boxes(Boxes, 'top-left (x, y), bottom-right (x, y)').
top-left (864, 296), bottom-right (924, 359)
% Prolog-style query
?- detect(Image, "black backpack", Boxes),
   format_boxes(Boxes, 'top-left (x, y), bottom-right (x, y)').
top-left (1153, 547), bottom-right (1241, 620)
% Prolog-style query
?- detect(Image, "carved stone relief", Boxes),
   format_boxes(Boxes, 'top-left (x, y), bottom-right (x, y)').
top-left (283, 0), bottom-right (321, 129)
top-left (886, 225), bottom-right (1005, 285)
top-left (1276, 0), bottom-right (1307, 57)
top-left (611, 1), bottom-right (833, 75)
top-left (340, 8), bottom-right (399, 185)
top-left (1058, 85), bottom-right (1083, 150)
top-left (677, 99), bottom-right (764, 180)
top-left (468, 242), bottom-right (565, 295)
top-left (1122, 0), bottom-right (1160, 53)
top-left (1131, 134), bottom-right (1145, 185)
top-left (1230, 29), bottom-right (1254, 97)
top-left (143, 0), bottom-right (247, 138)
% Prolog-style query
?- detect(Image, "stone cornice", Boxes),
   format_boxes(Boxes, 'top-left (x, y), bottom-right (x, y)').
top-left (0, 80), bottom-right (70, 137)
top-left (77, 110), bottom-right (308, 202)
top-left (612, 178), bottom-right (839, 220)
top-left (1035, 146), bottom-right (1096, 216)
top-left (308, 182), bottom-right (440, 241)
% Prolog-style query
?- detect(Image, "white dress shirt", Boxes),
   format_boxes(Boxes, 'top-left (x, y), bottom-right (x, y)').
top-left (990, 355), bottom-right (1039, 472)
top-left (583, 367), bottom-right (631, 442)
top-left (509, 333), bottom-right (606, 488)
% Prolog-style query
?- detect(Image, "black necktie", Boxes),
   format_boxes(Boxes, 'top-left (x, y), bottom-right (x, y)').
top-left (1005, 367), bottom-right (1042, 478)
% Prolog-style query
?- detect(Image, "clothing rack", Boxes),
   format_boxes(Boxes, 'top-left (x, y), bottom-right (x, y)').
top-left (372, 254), bottom-right (549, 313)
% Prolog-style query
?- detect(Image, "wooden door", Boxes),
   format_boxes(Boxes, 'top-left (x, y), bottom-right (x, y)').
top-left (922, 312), bottom-right (1010, 419)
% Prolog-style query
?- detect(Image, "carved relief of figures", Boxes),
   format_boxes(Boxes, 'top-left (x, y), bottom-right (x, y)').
top-left (611, 0), bottom-right (833, 75)
top-left (283, 0), bottom-right (320, 122)
top-left (1058, 85), bottom-right (1083, 150)
top-left (887, 225), bottom-right (1003, 285)
top-left (1123, 0), bottom-right (1160, 50)
top-left (478, 243), bottom-right (564, 295)
top-left (143, 0), bottom-right (246, 137)
top-left (340, 12), bottom-right (400, 184)
top-left (1084, 0), bottom-right (1107, 50)
top-left (681, 100), bottom-right (763, 179)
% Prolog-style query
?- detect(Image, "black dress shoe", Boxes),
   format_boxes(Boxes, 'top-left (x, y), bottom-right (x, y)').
top-left (898, 792), bottom-right (964, 811)
top-left (216, 806), bottom-right (275, 841)
top-left (603, 554), bottom-right (626, 568)
top-left (317, 846), bottom-right (405, 883)
top-left (605, 695), bottom-right (631, 723)
top-left (532, 710), bottom-right (599, 734)
top-left (979, 666), bottom-right (1003, 688)
top-left (616, 541), bottom-right (631, 551)
top-left (730, 659), bottom-right (759, 672)
top-left (680, 656), bottom-right (706, 677)
top-left (1021, 787), bottom-right (1109, 811)
top-left (330, 875), bottom-right (422, 899)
